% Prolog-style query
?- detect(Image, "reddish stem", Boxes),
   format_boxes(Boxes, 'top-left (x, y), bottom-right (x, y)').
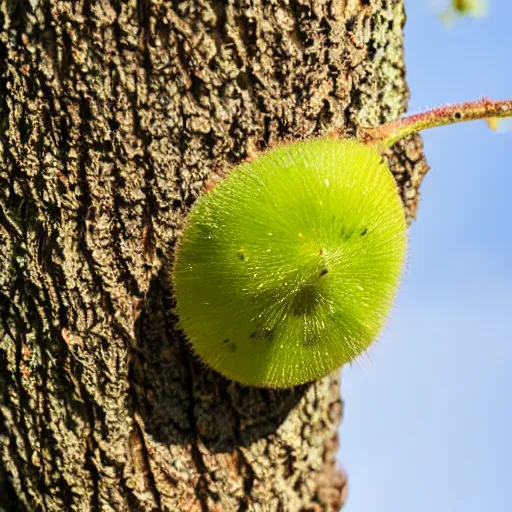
top-left (359, 97), bottom-right (512, 148)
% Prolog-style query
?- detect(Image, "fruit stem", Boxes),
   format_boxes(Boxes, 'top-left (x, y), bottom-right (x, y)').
top-left (359, 97), bottom-right (512, 148)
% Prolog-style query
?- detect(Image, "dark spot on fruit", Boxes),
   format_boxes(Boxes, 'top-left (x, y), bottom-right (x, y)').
top-left (318, 248), bottom-right (323, 255)
top-left (223, 338), bottom-right (229, 343)
top-left (454, 111), bottom-right (462, 120)
top-left (260, 329), bottom-right (273, 340)
top-left (330, 215), bottom-right (336, 223)
top-left (291, 284), bottom-right (319, 316)
top-left (303, 337), bottom-right (317, 347)
top-left (360, 228), bottom-right (368, 237)
top-left (320, 268), bottom-right (328, 277)
top-left (237, 252), bottom-right (245, 261)
top-left (250, 329), bottom-right (274, 341)
top-left (228, 343), bottom-right (237, 352)
top-left (198, 224), bottom-right (213, 240)
top-left (340, 228), bottom-right (354, 240)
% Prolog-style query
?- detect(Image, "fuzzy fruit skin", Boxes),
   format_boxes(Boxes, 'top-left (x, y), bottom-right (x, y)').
top-left (172, 139), bottom-right (407, 388)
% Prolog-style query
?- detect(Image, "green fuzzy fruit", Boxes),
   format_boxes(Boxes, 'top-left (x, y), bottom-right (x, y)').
top-left (172, 138), bottom-right (407, 388)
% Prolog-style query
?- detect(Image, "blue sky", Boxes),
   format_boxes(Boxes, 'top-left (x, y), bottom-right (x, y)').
top-left (338, 2), bottom-right (512, 511)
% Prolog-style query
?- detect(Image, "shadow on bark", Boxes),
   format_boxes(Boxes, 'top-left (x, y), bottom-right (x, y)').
top-left (130, 267), bottom-right (309, 454)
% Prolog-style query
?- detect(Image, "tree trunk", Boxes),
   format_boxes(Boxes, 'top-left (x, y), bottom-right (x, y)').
top-left (0, 1), bottom-right (428, 510)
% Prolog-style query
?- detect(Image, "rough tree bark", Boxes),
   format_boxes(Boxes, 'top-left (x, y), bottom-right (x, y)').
top-left (0, 0), bottom-right (428, 510)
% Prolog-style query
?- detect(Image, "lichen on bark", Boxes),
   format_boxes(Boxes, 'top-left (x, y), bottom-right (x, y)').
top-left (0, 1), bottom-right (428, 511)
